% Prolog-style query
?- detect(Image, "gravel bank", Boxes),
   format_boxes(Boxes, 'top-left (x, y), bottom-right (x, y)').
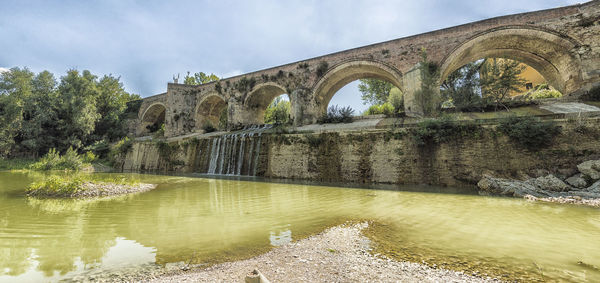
top-left (71, 182), bottom-right (157, 198)
top-left (27, 182), bottom-right (157, 198)
top-left (149, 222), bottom-right (498, 283)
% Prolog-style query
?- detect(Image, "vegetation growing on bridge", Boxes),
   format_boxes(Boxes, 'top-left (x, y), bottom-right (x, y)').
top-left (497, 116), bottom-right (562, 150)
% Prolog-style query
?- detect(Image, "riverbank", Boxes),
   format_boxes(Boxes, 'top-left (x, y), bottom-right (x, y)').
top-left (478, 159), bottom-right (600, 208)
top-left (147, 222), bottom-right (497, 283)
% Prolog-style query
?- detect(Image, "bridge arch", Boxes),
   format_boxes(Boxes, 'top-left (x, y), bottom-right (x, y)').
top-left (244, 82), bottom-right (289, 124)
top-left (140, 102), bottom-right (167, 135)
top-left (195, 93), bottom-right (227, 131)
top-left (312, 60), bottom-right (404, 113)
top-left (439, 26), bottom-right (583, 95)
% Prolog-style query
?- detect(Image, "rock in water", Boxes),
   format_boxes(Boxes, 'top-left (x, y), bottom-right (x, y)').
top-left (566, 174), bottom-right (588, 189)
top-left (577, 160), bottom-right (600, 181)
top-left (525, 175), bottom-right (572, 192)
top-left (477, 175), bottom-right (550, 198)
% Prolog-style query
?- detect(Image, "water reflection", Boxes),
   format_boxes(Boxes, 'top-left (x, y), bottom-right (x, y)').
top-left (0, 171), bottom-right (599, 282)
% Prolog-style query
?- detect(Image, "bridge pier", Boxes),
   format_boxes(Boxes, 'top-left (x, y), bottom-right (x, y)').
top-left (290, 88), bottom-right (319, 126)
top-left (402, 64), bottom-right (440, 117)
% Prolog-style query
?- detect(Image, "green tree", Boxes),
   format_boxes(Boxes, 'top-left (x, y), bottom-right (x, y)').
top-left (480, 59), bottom-right (526, 110)
top-left (20, 71), bottom-right (59, 155)
top-left (440, 62), bottom-right (482, 111)
top-left (358, 79), bottom-right (393, 105)
top-left (264, 96), bottom-right (290, 125)
top-left (184, 72), bottom-right (220, 85)
top-left (0, 67), bottom-right (34, 156)
top-left (93, 75), bottom-right (140, 142)
top-left (55, 69), bottom-right (101, 150)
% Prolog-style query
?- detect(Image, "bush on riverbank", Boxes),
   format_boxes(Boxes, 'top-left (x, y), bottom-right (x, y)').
top-left (497, 116), bottom-right (561, 150)
top-left (29, 148), bottom-right (92, 171)
top-left (410, 116), bottom-right (480, 146)
top-left (0, 158), bottom-right (36, 170)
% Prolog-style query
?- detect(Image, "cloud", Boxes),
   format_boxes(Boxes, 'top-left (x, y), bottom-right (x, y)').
top-left (0, 0), bottom-right (581, 108)
top-left (0, 67), bottom-right (8, 73)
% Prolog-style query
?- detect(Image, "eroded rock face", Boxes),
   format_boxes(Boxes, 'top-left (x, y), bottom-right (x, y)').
top-left (577, 160), bottom-right (600, 181)
top-left (477, 175), bottom-right (550, 198)
top-left (525, 175), bottom-right (571, 192)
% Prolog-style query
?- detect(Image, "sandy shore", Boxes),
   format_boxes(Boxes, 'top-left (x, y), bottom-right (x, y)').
top-left (147, 222), bottom-right (498, 283)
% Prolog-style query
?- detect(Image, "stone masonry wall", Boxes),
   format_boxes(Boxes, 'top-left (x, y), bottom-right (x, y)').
top-left (122, 117), bottom-right (600, 187)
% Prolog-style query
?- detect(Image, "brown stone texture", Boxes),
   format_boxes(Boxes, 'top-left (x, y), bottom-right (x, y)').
top-left (122, 117), bottom-right (600, 187)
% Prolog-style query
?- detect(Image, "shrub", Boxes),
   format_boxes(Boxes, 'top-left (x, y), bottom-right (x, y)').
top-left (497, 116), bottom-right (561, 150)
top-left (0, 158), bottom-right (35, 170)
top-left (86, 140), bottom-right (110, 158)
top-left (318, 105), bottom-right (354, 124)
top-left (26, 175), bottom-right (84, 197)
top-left (152, 124), bottom-right (165, 139)
top-left (582, 85), bottom-right (600, 101)
top-left (201, 121), bottom-right (217, 133)
top-left (82, 151), bottom-right (97, 163)
top-left (365, 103), bottom-right (395, 116)
top-left (29, 147), bottom-right (87, 171)
top-left (113, 137), bottom-right (133, 156)
top-left (316, 61), bottom-right (329, 77)
top-left (529, 89), bottom-right (562, 100)
top-left (411, 115), bottom-right (480, 146)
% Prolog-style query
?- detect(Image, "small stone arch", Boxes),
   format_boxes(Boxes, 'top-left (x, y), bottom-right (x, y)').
top-left (195, 93), bottom-right (228, 130)
top-left (139, 102), bottom-right (167, 135)
top-left (312, 60), bottom-right (404, 113)
top-left (243, 82), bottom-right (289, 124)
top-left (439, 26), bottom-right (583, 95)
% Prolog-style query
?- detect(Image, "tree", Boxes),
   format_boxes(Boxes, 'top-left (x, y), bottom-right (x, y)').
top-left (264, 96), bottom-right (290, 125)
top-left (94, 75), bottom-right (140, 142)
top-left (480, 59), bottom-right (526, 110)
top-left (440, 62), bottom-right (482, 111)
top-left (183, 72), bottom-right (220, 85)
top-left (0, 67), bottom-right (34, 156)
top-left (20, 71), bottom-right (59, 155)
top-left (358, 79), bottom-right (393, 105)
top-left (55, 69), bottom-right (100, 150)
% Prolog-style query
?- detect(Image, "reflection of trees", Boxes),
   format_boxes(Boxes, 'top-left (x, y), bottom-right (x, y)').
top-left (3, 173), bottom-right (368, 278)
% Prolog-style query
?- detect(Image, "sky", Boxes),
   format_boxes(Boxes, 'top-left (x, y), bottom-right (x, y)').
top-left (0, 0), bottom-right (583, 113)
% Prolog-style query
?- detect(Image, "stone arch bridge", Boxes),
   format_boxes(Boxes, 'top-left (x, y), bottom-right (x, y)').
top-left (137, 0), bottom-right (600, 138)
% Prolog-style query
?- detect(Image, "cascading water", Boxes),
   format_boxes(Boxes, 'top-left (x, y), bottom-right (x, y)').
top-left (205, 125), bottom-right (272, 176)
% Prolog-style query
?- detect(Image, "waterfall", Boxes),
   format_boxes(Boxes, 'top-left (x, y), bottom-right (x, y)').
top-left (204, 125), bottom-right (271, 176)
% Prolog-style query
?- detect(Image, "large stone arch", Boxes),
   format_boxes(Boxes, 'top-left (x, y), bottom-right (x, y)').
top-left (139, 102), bottom-right (166, 135)
top-left (195, 93), bottom-right (228, 131)
top-left (312, 60), bottom-right (404, 113)
top-left (439, 26), bottom-right (583, 95)
top-left (243, 82), bottom-right (288, 124)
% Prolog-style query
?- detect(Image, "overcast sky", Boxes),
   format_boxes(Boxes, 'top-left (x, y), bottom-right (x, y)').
top-left (0, 0), bottom-right (583, 112)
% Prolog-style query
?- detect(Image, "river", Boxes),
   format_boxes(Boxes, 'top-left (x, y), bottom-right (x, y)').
top-left (0, 171), bottom-right (599, 282)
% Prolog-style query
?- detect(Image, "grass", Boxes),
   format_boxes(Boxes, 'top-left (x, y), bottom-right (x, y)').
top-left (0, 158), bottom-right (36, 170)
top-left (26, 174), bottom-right (140, 198)
top-left (26, 175), bottom-right (85, 197)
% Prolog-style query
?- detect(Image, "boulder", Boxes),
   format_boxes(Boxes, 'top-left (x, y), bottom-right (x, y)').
top-left (525, 175), bottom-right (572, 192)
top-left (586, 180), bottom-right (600, 193)
top-left (577, 160), bottom-right (600, 181)
top-left (477, 175), bottom-right (550, 198)
top-left (566, 174), bottom-right (588, 189)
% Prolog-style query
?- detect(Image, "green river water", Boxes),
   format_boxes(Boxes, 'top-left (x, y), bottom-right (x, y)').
top-left (1, 171), bottom-right (599, 282)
